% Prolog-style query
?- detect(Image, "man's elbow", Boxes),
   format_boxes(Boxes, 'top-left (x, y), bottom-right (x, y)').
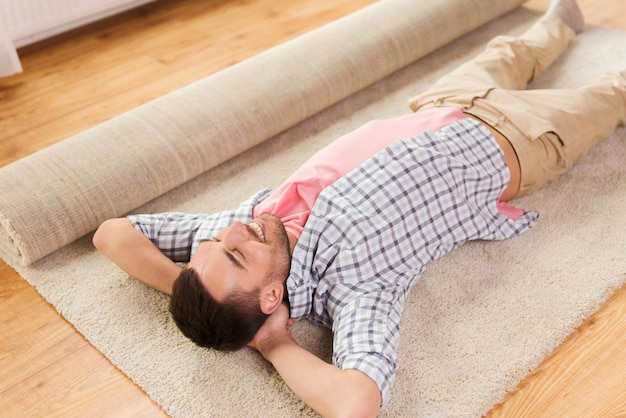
top-left (92, 220), bottom-right (109, 252)
top-left (334, 371), bottom-right (381, 418)
top-left (342, 394), bottom-right (380, 418)
top-left (338, 399), bottom-right (379, 418)
top-left (92, 218), bottom-right (130, 254)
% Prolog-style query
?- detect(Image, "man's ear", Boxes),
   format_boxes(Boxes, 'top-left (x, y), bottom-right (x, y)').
top-left (259, 282), bottom-right (284, 315)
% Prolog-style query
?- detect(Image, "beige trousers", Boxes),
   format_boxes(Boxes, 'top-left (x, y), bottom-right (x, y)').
top-left (408, 15), bottom-right (626, 196)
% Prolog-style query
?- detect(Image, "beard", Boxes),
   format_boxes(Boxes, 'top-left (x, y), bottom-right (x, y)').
top-left (258, 213), bottom-right (292, 284)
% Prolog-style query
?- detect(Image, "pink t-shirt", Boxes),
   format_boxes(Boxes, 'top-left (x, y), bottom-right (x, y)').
top-left (253, 108), bottom-right (522, 238)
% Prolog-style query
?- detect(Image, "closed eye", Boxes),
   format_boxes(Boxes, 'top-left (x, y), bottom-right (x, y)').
top-left (211, 238), bottom-right (246, 270)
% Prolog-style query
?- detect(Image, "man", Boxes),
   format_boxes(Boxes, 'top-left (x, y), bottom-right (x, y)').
top-left (93, 0), bottom-right (625, 416)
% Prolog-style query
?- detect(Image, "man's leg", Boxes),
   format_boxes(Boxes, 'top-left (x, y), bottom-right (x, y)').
top-left (408, 11), bottom-right (578, 112)
top-left (478, 71), bottom-right (626, 196)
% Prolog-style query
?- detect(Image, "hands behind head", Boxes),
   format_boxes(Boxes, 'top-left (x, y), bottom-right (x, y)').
top-left (248, 302), bottom-right (294, 355)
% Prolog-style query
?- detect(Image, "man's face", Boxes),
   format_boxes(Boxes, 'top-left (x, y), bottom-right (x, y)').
top-left (188, 213), bottom-right (291, 301)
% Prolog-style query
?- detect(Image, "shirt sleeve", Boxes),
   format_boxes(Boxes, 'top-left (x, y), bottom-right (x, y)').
top-left (127, 212), bottom-right (207, 262)
top-left (331, 287), bottom-right (404, 407)
top-left (126, 189), bottom-right (274, 263)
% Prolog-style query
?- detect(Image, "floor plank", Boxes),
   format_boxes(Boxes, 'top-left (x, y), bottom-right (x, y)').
top-left (488, 284), bottom-right (626, 417)
top-left (0, 262), bottom-right (168, 417)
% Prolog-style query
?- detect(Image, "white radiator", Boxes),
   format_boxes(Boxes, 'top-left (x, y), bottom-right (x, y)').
top-left (1, 0), bottom-right (156, 47)
top-left (0, 0), bottom-right (155, 76)
top-left (0, 4), bottom-right (20, 75)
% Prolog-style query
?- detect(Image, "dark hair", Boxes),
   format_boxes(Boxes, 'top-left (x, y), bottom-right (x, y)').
top-left (169, 268), bottom-right (268, 351)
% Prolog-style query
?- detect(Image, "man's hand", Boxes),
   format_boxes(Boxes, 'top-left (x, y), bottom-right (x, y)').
top-left (248, 302), bottom-right (294, 353)
top-left (248, 302), bottom-right (381, 418)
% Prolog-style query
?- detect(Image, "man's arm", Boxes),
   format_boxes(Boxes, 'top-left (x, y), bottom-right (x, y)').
top-left (250, 303), bottom-right (381, 418)
top-left (92, 218), bottom-right (182, 295)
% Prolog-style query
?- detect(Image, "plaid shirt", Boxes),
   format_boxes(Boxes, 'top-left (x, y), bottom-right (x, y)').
top-left (129, 118), bottom-right (537, 406)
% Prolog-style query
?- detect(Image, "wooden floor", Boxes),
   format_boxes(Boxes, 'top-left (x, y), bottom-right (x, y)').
top-left (0, 0), bottom-right (624, 416)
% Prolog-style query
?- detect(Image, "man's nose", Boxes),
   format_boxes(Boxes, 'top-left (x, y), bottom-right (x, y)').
top-left (223, 220), bottom-right (250, 246)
